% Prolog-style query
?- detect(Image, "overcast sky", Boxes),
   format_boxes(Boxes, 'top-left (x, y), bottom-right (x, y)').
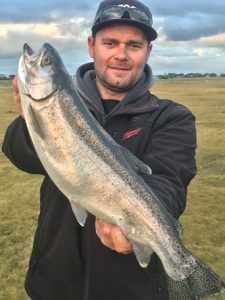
top-left (1, 0), bottom-right (225, 75)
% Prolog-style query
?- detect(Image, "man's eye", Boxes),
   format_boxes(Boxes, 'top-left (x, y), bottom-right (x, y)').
top-left (129, 43), bottom-right (141, 49)
top-left (103, 41), bottom-right (114, 46)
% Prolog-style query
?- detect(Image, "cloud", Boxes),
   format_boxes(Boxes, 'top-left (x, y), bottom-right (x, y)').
top-left (198, 33), bottom-right (225, 49)
top-left (160, 13), bottom-right (225, 41)
top-left (56, 19), bottom-right (92, 37)
top-left (150, 48), bottom-right (225, 74)
top-left (0, 18), bottom-right (91, 55)
top-left (147, 0), bottom-right (225, 42)
top-left (0, 0), bottom-right (97, 23)
top-left (149, 0), bottom-right (225, 17)
top-left (1, 0), bottom-right (225, 75)
top-left (150, 35), bottom-right (225, 74)
top-left (155, 31), bottom-right (225, 53)
top-left (0, 19), bottom-right (92, 75)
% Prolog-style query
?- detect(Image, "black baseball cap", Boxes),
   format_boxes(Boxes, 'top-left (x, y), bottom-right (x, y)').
top-left (92, 0), bottom-right (157, 41)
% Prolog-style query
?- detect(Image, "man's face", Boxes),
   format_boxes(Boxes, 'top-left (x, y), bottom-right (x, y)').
top-left (88, 24), bottom-right (152, 97)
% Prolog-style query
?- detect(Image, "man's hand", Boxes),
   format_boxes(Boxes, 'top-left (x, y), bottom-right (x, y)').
top-left (12, 76), bottom-right (24, 117)
top-left (95, 217), bottom-right (132, 254)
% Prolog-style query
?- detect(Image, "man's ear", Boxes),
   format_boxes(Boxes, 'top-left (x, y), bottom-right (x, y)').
top-left (146, 42), bottom-right (153, 62)
top-left (88, 36), bottom-right (94, 58)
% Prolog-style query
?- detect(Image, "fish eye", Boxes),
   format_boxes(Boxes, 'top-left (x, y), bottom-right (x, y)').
top-left (42, 55), bottom-right (51, 66)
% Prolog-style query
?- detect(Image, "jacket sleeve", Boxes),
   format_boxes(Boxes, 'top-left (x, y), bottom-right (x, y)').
top-left (2, 116), bottom-right (46, 175)
top-left (142, 103), bottom-right (197, 219)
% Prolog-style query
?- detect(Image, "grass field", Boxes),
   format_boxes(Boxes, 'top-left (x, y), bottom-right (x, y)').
top-left (1, 78), bottom-right (225, 299)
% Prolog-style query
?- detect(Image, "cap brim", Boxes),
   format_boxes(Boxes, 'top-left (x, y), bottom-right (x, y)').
top-left (92, 19), bottom-right (158, 41)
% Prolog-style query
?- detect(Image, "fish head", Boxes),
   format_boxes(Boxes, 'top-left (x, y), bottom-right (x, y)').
top-left (18, 43), bottom-right (67, 101)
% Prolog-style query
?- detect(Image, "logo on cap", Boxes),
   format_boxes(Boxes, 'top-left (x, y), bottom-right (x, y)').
top-left (118, 4), bottom-right (136, 8)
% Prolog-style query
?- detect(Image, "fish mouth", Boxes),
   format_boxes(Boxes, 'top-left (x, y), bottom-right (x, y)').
top-left (23, 43), bottom-right (45, 70)
top-left (18, 43), bottom-right (57, 101)
top-left (23, 43), bottom-right (34, 56)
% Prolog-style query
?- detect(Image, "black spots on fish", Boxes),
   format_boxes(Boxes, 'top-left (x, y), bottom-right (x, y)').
top-left (29, 105), bottom-right (45, 139)
top-left (166, 254), bottom-right (225, 299)
top-left (166, 275), bottom-right (196, 300)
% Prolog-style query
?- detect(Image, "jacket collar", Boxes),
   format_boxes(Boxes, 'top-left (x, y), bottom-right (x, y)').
top-left (74, 62), bottom-right (159, 123)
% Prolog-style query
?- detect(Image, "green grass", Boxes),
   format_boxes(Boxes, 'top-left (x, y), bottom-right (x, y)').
top-left (0, 81), bottom-right (42, 300)
top-left (1, 78), bottom-right (225, 299)
top-left (152, 78), bottom-right (225, 300)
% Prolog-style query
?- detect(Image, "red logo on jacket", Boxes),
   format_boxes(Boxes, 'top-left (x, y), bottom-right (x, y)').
top-left (122, 128), bottom-right (142, 140)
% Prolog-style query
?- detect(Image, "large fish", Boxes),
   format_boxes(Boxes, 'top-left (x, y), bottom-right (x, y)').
top-left (18, 43), bottom-right (225, 299)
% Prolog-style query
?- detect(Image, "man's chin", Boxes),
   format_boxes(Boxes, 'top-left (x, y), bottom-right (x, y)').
top-left (104, 81), bottom-right (134, 92)
top-left (97, 72), bottom-right (137, 93)
top-left (104, 76), bottom-right (134, 90)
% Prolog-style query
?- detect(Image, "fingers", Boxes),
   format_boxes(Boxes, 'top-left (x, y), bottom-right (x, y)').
top-left (95, 218), bottom-right (115, 250)
top-left (12, 76), bottom-right (24, 117)
top-left (95, 217), bottom-right (132, 254)
top-left (12, 76), bottom-right (19, 94)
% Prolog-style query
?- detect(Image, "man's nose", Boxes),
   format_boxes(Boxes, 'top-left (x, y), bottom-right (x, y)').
top-left (114, 43), bottom-right (128, 60)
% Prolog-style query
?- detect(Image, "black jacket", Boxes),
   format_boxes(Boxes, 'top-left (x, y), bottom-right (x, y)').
top-left (2, 63), bottom-right (197, 300)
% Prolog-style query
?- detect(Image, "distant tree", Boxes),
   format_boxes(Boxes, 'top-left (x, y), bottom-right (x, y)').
top-left (0, 74), bottom-right (8, 80)
top-left (156, 72), bottom-right (222, 79)
top-left (158, 74), bottom-right (169, 79)
top-left (209, 73), bottom-right (217, 77)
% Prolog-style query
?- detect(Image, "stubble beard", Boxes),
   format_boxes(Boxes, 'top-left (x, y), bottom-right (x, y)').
top-left (96, 71), bottom-right (140, 93)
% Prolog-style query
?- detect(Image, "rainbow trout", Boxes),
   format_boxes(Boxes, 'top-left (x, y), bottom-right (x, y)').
top-left (18, 43), bottom-right (225, 299)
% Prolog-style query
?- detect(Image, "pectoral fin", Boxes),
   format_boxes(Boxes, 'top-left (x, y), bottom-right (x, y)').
top-left (120, 146), bottom-right (152, 176)
top-left (70, 201), bottom-right (88, 226)
top-left (130, 239), bottom-right (153, 268)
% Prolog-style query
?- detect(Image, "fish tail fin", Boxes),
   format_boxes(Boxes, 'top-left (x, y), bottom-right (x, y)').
top-left (166, 256), bottom-right (225, 300)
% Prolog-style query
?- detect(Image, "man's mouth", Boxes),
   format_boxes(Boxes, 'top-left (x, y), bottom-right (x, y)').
top-left (109, 66), bottom-right (131, 71)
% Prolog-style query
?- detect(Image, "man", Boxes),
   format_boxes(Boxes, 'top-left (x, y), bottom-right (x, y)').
top-left (2, 0), bottom-right (197, 299)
